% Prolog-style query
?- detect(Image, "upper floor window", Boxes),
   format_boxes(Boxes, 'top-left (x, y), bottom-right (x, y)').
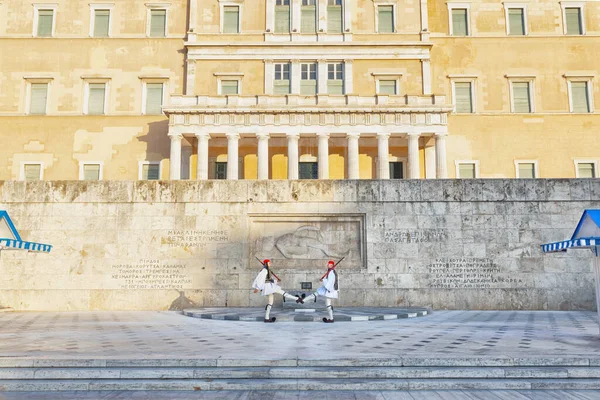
top-left (301, 63), bottom-right (317, 95)
top-left (515, 161), bottom-right (537, 178)
top-left (378, 80), bottom-right (397, 95)
top-left (139, 162), bottom-right (161, 180)
top-left (148, 8), bottom-right (167, 37)
top-left (28, 82), bottom-right (49, 115)
top-left (377, 5), bottom-right (394, 33)
top-left (84, 81), bottom-right (108, 115)
top-left (563, 5), bottom-right (584, 35)
top-left (575, 161), bottom-right (597, 178)
top-left (328, 0), bottom-right (343, 33)
top-left (274, 63), bottom-right (291, 94)
top-left (275, 0), bottom-right (290, 33)
top-left (452, 80), bottom-right (474, 113)
top-left (448, 4), bottom-right (470, 36)
top-left (456, 161), bottom-right (479, 178)
top-left (21, 163), bottom-right (43, 181)
top-left (509, 80), bottom-right (533, 113)
top-left (220, 80), bottom-right (240, 95)
top-left (299, 161), bottom-right (318, 179)
top-left (301, 0), bottom-right (316, 33)
top-left (222, 5), bottom-right (240, 33)
top-left (80, 163), bottom-right (103, 180)
top-left (90, 5), bottom-right (113, 37)
top-left (34, 5), bottom-right (56, 37)
top-left (327, 63), bottom-right (344, 94)
top-left (505, 6), bottom-right (526, 36)
top-left (568, 80), bottom-right (593, 113)
top-left (144, 82), bottom-right (165, 115)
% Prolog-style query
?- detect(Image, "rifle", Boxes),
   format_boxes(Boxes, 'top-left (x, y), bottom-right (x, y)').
top-left (320, 257), bottom-right (345, 280)
top-left (255, 256), bottom-right (281, 281)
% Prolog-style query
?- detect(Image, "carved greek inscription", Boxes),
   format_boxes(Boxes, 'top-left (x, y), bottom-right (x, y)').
top-left (427, 258), bottom-right (523, 289)
top-left (111, 260), bottom-right (192, 289)
top-left (385, 229), bottom-right (448, 243)
top-left (162, 230), bottom-right (229, 248)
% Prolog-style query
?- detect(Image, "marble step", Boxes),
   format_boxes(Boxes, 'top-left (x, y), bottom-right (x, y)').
top-left (1, 367), bottom-right (600, 380)
top-left (2, 378), bottom-right (600, 391)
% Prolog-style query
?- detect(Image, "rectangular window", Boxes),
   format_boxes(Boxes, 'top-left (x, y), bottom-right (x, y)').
top-left (220, 80), bottom-right (239, 95)
top-left (327, 63), bottom-right (344, 95)
top-left (215, 162), bottom-right (227, 179)
top-left (29, 83), bottom-right (49, 115)
top-left (275, 0), bottom-right (290, 33)
top-left (93, 9), bottom-right (110, 37)
top-left (378, 5), bottom-right (394, 33)
top-left (141, 163), bottom-right (160, 180)
top-left (570, 81), bottom-right (590, 113)
top-left (37, 9), bottom-right (54, 37)
top-left (23, 164), bottom-right (42, 181)
top-left (83, 164), bottom-right (101, 180)
top-left (451, 8), bottom-right (468, 36)
top-left (301, 0), bottom-right (316, 33)
top-left (328, 0), bottom-right (343, 33)
top-left (565, 7), bottom-right (582, 35)
top-left (145, 83), bottom-right (164, 115)
top-left (517, 163), bottom-right (536, 179)
top-left (458, 163), bottom-right (476, 179)
top-left (389, 162), bottom-right (404, 179)
top-left (88, 83), bottom-right (106, 115)
top-left (577, 163), bottom-right (596, 178)
top-left (300, 63), bottom-right (317, 95)
top-left (454, 82), bottom-right (473, 113)
top-left (223, 6), bottom-right (240, 33)
top-left (299, 162), bottom-right (318, 179)
top-left (512, 82), bottom-right (531, 113)
top-left (508, 8), bottom-right (525, 36)
top-left (150, 9), bottom-right (167, 37)
top-left (274, 63), bottom-right (291, 94)
top-left (378, 80), bottom-right (396, 95)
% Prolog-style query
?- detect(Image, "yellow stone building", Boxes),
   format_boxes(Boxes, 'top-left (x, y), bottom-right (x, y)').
top-left (0, 0), bottom-right (598, 181)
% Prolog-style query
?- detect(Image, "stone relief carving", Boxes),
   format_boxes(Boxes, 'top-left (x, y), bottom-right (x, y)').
top-left (274, 225), bottom-right (350, 259)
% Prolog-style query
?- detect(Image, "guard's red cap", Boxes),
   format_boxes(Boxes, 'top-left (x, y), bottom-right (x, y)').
top-left (264, 259), bottom-right (271, 264)
top-left (328, 260), bottom-right (335, 266)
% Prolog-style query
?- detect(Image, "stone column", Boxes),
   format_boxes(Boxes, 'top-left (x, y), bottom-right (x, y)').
top-left (407, 132), bottom-right (421, 179)
top-left (287, 133), bottom-right (299, 179)
top-left (347, 133), bottom-right (360, 179)
top-left (317, 0), bottom-right (327, 33)
top-left (195, 133), bottom-right (210, 180)
top-left (226, 133), bottom-right (240, 180)
top-left (317, 133), bottom-right (330, 179)
top-left (377, 133), bottom-right (390, 179)
top-left (425, 144), bottom-right (436, 179)
top-left (265, 0), bottom-right (275, 33)
top-left (435, 133), bottom-right (448, 179)
top-left (257, 133), bottom-right (270, 180)
top-left (169, 133), bottom-right (183, 180)
top-left (291, 0), bottom-right (301, 33)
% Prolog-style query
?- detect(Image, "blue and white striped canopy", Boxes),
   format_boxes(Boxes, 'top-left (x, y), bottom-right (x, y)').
top-left (0, 238), bottom-right (52, 253)
top-left (541, 210), bottom-right (600, 256)
top-left (541, 238), bottom-right (598, 254)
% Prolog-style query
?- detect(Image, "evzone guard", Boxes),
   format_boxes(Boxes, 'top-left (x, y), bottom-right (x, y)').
top-left (252, 258), bottom-right (303, 323)
top-left (300, 259), bottom-right (341, 323)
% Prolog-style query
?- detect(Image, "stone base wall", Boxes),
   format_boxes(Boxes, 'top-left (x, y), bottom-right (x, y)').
top-left (0, 179), bottom-right (598, 311)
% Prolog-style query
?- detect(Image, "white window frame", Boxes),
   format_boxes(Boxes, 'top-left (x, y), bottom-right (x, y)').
top-left (25, 78), bottom-right (52, 115)
top-left (33, 4), bottom-right (58, 37)
top-left (79, 162), bottom-right (104, 180)
top-left (138, 161), bottom-right (162, 180)
top-left (560, 2), bottom-right (585, 35)
top-left (20, 162), bottom-right (44, 181)
top-left (566, 77), bottom-right (594, 113)
top-left (574, 159), bottom-right (598, 178)
top-left (220, 0), bottom-right (243, 33)
top-left (447, 3), bottom-right (471, 36)
top-left (455, 160), bottom-right (480, 179)
top-left (450, 76), bottom-right (477, 113)
top-left (146, 3), bottom-right (170, 37)
top-left (83, 79), bottom-right (110, 115)
top-left (214, 72), bottom-right (244, 95)
top-left (514, 160), bottom-right (539, 178)
top-left (507, 76), bottom-right (535, 113)
top-left (141, 80), bottom-right (167, 115)
top-left (374, 1), bottom-right (397, 34)
top-left (89, 3), bottom-right (114, 37)
top-left (503, 3), bottom-right (528, 36)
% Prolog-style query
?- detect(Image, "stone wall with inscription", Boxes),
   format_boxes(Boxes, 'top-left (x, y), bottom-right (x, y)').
top-left (0, 179), bottom-right (598, 311)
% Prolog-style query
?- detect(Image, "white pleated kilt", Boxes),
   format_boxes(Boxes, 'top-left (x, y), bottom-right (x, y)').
top-left (262, 282), bottom-right (282, 296)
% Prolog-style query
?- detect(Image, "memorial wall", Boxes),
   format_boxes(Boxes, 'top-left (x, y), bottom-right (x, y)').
top-left (0, 179), bottom-right (598, 311)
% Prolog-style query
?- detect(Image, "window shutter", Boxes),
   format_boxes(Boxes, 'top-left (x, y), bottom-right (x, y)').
top-left (379, 80), bottom-right (396, 95)
top-left (578, 163), bottom-right (595, 178)
top-left (300, 80), bottom-right (317, 95)
top-left (146, 83), bottom-right (164, 115)
top-left (274, 80), bottom-right (291, 94)
top-left (37, 10), bottom-right (54, 37)
top-left (512, 82), bottom-right (531, 113)
top-left (378, 6), bottom-right (394, 33)
top-left (30, 83), bottom-right (48, 115)
top-left (223, 6), bottom-right (239, 33)
top-left (150, 10), bottom-right (166, 37)
top-left (88, 83), bottom-right (106, 115)
top-left (275, 6), bottom-right (290, 33)
top-left (301, 6), bottom-right (316, 33)
top-left (327, 5), bottom-right (342, 33)
top-left (565, 8), bottom-right (582, 35)
top-left (454, 82), bottom-right (472, 113)
top-left (389, 162), bottom-right (404, 179)
top-left (94, 10), bottom-right (110, 37)
top-left (221, 80), bottom-right (239, 95)
top-left (83, 164), bottom-right (101, 180)
top-left (327, 80), bottom-right (344, 94)
top-left (571, 82), bottom-right (590, 113)
top-left (24, 164), bottom-right (41, 181)
top-left (508, 8), bottom-right (525, 35)
top-left (518, 163), bottom-right (535, 179)
top-left (451, 9), bottom-right (468, 36)
top-left (142, 164), bottom-right (160, 180)
top-left (458, 164), bottom-right (476, 179)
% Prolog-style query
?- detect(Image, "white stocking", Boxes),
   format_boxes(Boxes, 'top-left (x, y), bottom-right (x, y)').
top-left (276, 289), bottom-right (298, 302)
top-left (265, 294), bottom-right (274, 319)
top-left (326, 298), bottom-right (333, 320)
top-left (304, 293), bottom-right (318, 303)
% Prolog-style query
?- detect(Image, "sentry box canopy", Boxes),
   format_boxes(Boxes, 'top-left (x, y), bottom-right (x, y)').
top-left (0, 210), bottom-right (52, 253)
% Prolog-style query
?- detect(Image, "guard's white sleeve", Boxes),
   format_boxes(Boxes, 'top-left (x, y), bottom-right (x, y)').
top-left (252, 269), bottom-right (267, 291)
